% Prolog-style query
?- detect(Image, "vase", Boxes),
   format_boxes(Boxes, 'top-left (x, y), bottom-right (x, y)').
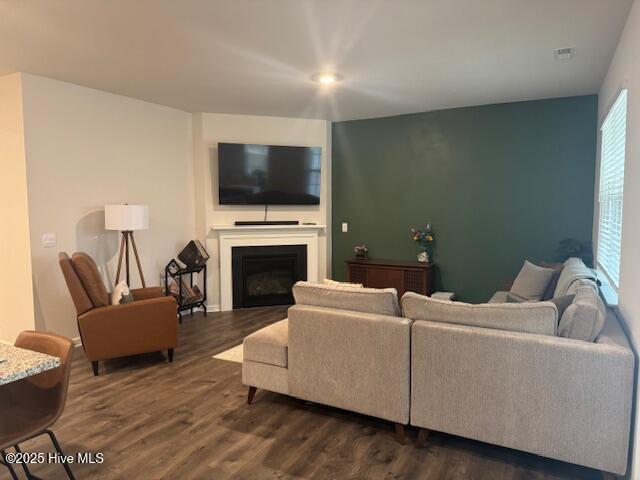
top-left (417, 251), bottom-right (429, 263)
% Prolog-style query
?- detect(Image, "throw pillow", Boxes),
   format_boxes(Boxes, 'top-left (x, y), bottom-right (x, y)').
top-left (505, 292), bottom-right (531, 303)
top-left (401, 291), bottom-right (557, 336)
top-left (323, 278), bottom-right (363, 288)
top-left (558, 287), bottom-right (605, 342)
top-left (120, 293), bottom-right (134, 304)
top-left (541, 263), bottom-right (563, 300)
top-left (510, 260), bottom-right (556, 301)
top-left (111, 281), bottom-right (130, 305)
top-left (550, 294), bottom-right (575, 318)
top-left (553, 258), bottom-right (597, 297)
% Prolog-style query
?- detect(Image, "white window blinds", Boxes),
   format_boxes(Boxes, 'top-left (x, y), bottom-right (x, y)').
top-left (598, 89), bottom-right (628, 287)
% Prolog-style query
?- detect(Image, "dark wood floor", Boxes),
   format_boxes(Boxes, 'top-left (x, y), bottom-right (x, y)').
top-left (2, 307), bottom-right (606, 480)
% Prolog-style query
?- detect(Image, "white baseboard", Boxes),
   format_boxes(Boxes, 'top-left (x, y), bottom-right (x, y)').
top-left (0, 338), bottom-right (11, 345)
top-left (177, 305), bottom-right (220, 315)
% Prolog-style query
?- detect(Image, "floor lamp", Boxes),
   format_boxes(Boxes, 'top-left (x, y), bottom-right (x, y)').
top-left (105, 204), bottom-right (149, 287)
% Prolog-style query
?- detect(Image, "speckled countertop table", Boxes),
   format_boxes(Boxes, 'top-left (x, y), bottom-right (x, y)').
top-left (0, 344), bottom-right (60, 386)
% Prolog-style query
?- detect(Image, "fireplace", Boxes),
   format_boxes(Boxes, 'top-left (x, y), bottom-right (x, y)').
top-left (232, 245), bottom-right (307, 308)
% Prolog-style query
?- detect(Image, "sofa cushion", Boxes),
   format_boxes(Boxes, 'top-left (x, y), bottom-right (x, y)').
top-left (292, 281), bottom-right (401, 317)
top-left (71, 252), bottom-right (109, 307)
top-left (510, 260), bottom-right (556, 301)
top-left (558, 287), bottom-right (605, 342)
top-left (566, 278), bottom-right (598, 296)
top-left (402, 291), bottom-right (557, 336)
top-left (550, 294), bottom-right (575, 318)
top-left (243, 319), bottom-right (288, 367)
top-left (488, 291), bottom-right (530, 303)
top-left (541, 264), bottom-right (563, 300)
top-left (553, 257), bottom-right (597, 298)
top-left (488, 291), bottom-right (509, 303)
top-left (505, 292), bottom-right (532, 303)
top-left (242, 360), bottom-right (289, 395)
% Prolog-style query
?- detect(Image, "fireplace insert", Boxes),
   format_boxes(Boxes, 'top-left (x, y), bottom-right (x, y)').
top-left (231, 245), bottom-right (307, 308)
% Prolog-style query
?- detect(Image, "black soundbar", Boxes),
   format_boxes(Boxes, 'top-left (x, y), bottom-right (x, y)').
top-left (234, 220), bottom-right (300, 226)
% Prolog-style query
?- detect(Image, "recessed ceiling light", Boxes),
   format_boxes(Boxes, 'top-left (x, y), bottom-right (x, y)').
top-left (311, 72), bottom-right (343, 85)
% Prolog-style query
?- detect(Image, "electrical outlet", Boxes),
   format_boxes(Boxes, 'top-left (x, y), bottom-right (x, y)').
top-left (341, 222), bottom-right (348, 233)
top-left (42, 233), bottom-right (57, 248)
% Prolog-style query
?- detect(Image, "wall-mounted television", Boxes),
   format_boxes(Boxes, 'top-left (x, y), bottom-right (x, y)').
top-left (218, 142), bottom-right (321, 205)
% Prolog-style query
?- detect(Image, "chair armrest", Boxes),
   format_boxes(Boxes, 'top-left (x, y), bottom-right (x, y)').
top-left (131, 287), bottom-right (165, 301)
top-left (78, 296), bottom-right (177, 361)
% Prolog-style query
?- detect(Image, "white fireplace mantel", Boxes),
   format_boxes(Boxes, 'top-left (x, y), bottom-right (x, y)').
top-left (211, 224), bottom-right (326, 233)
top-left (211, 224), bottom-right (325, 311)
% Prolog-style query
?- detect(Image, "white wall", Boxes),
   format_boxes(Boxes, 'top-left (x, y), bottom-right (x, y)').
top-left (192, 113), bottom-right (331, 308)
top-left (597, 0), bottom-right (640, 477)
top-left (20, 73), bottom-right (195, 340)
top-left (0, 73), bottom-right (35, 343)
top-left (2, 73), bottom-right (331, 339)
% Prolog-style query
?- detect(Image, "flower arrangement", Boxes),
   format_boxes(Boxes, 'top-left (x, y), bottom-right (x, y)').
top-left (411, 223), bottom-right (434, 263)
top-left (353, 244), bottom-right (368, 258)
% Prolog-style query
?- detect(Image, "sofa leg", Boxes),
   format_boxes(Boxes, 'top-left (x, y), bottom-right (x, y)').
top-left (247, 386), bottom-right (257, 405)
top-left (601, 473), bottom-right (617, 480)
top-left (168, 349), bottom-right (174, 362)
top-left (417, 428), bottom-right (430, 448)
top-left (91, 361), bottom-right (99, 376)
top-left (394, 423), bottom-right (406, 445)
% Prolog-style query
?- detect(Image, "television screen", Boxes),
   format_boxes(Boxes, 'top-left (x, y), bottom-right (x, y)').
top-left (218, 143), bottom-right (321, 205)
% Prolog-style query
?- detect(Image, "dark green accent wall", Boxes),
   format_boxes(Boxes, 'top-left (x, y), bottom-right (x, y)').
top-left (332, 96), bottom-right (597, 303)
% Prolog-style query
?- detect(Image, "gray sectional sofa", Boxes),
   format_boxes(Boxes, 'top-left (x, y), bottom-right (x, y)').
top-left (243, 282), bottom-right (411, 439)
top-left (242, 259), bottom-right (634, 477)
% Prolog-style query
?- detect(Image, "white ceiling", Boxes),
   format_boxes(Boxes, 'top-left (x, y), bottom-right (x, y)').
top-left (0, 0), bottom-right (633, 121)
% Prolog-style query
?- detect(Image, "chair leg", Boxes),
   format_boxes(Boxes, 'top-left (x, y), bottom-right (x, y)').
top-left (91, 361), bottom-right (99, 376)
top-left (417, 428), bottom-right (430, 448)
top-left (1, 450), bottom-right (19, 480)
top-left (45, 430), bottom-right (75, 480)
top-left (168, 349), bottom-right (174, 362)
top-left (247, 386), bottom-right (257, 405)
top-left (394, 423), bottom-right (406, 445)
top-left (14, 444), bottom-right (42, 480)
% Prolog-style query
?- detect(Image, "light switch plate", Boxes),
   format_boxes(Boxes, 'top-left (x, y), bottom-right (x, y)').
top-left (341, 222), bottom-right (348, 233)
top-left (42, 233), bottom-right (57, 248)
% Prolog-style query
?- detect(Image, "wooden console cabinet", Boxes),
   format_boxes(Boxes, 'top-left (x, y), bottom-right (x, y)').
top-left (346, 258), bottom-right (434, 297)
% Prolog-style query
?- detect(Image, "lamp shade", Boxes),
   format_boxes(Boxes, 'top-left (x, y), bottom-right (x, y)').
top-left (105, 204), bottom-right (149, 231)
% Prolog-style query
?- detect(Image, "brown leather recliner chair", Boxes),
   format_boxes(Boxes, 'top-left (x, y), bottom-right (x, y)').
top-left (58, 252), bottom-right (178, 375)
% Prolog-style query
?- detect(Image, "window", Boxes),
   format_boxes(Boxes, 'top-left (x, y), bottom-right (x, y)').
top-left (597, 89), bottom-right (628, 287)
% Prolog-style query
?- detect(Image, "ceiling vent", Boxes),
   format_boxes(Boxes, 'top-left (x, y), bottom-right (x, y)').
top-left (554, 47), bottom-right (575, 61)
